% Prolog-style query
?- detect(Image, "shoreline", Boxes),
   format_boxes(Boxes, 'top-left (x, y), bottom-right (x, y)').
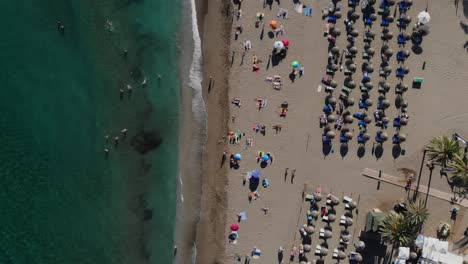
top-left (194, 0), bottom-right (232, 263)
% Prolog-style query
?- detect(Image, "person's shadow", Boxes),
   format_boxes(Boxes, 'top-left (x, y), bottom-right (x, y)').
top-left (277, 251), bottom-right (283, 263)
top-left (289, 71), bottom-right (296, 82)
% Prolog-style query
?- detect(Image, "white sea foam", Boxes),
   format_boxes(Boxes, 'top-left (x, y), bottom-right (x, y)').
top-left (189, 0), bottom-right (207, 126)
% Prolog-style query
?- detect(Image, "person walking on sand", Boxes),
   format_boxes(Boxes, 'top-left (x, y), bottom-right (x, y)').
top-left (119, 89), bottom-right (124, 100)
top-left (121, 128), bottom-right (128, 138)
top-left (221, 151), bottom-right (227, 167)
top-left (291, 169), bottom-right (296, 184)
top-left (284, 168), bottom-right (289, 182)
top-left (127, 84), bottom-right (133, 95)
top-left (104, 148), bottom-right (109, 157)
top-left (114, 136), bottom-right (119, 147)
top-left (290, 246), bottom-right (297, 261)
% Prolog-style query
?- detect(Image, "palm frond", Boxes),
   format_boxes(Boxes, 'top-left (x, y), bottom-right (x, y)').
top-left (426, 136), bottom-right (460, 167)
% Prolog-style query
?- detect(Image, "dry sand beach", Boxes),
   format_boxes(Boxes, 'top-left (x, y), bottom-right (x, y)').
top-left (195, 0), bottom-right (468, 263)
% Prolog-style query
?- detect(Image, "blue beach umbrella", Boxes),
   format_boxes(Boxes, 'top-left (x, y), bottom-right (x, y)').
top-left (261, 155), bottom-right (270, 162)
top-left (291, 61), bottom-right (300, 68)
top-left (234, 153), bottom-right (242, 161)
top-left (251, 170), bottom-right (261, 179)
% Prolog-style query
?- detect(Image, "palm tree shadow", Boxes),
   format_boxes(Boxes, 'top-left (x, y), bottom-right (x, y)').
top-left (357, 145), bottom-right (366, 159)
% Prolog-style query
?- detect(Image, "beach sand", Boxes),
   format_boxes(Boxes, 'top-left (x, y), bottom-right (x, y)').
top-left (198, 0), bottom-right (468, 263)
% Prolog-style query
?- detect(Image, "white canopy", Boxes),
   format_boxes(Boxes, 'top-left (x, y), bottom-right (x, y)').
top-left (417, 236), bottom-right (462, 264)
top-left (398, 247), bottom-right (410, 260)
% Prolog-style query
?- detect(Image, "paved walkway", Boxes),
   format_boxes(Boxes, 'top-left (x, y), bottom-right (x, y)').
top-left (362, 168), bottom-right (468, 208)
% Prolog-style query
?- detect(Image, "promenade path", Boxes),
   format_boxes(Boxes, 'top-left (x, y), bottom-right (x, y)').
top-left (362, 168), bottom-right (468, 208)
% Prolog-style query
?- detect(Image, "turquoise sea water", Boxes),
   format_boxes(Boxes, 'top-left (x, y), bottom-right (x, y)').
top-left (0, 1), bottom-right (180, 263)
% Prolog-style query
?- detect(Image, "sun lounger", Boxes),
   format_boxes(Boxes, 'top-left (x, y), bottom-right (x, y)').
top-left (396, 51), bottom-right (406, 62)
top-left (343, 196), bottom-right (353, 203)
top-left (396, 67), bottom-right (405, 78)
top-left (399, 2), bottom-right (410, 13)
top-left (353, 112), bottom-right (364, 120)
top-left (393, 117), bottom-right (401, 128)
top-left (393, 134), bottom-right (400, 144)
top-left (348, 0), bottom-right (359, 7)
top-left (315, 245), bottom-right (322, 255)
top-left (319, 228), bottom-right (326, 238)
top-left (333, 248), bottom-right (339, 258)
top-left (375, 134), bottom-right (383, 143)
top-left (322, 215), bottom-right (329, 222)
top-left (398, 34), bottom-right (407, 45)
top-left (380, 19), bottom-right (390, 27)
top-left (328, 16), bottom-right (337, 23)
top-left (325, 86), bottom-right (334, 93)
top-left (364, 16), bottom-right (373, 26)
top-left (340, 238), bottom-right (350, 245)
top-left (340, 134), bottom-right (348, 143)
top-left (358, 133), bottom-right (366, 144)
top-left (322, 135), bottom-right (332, 144)
top-left (340, 215), bottom-right (346, 224)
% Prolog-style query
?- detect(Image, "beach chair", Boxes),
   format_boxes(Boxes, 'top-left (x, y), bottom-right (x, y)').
top-left (340, 215), bottom-right (347, 225)
top-left (362, 50), bottom-right (370, 60)
top-left (315, 245), bottom-right (322, 255)
top-left (393, 134), bottom-right (400, 144)
top-left (364, 17), bottom-right (373, 27)
top-left (343, 196), bottom-right (353, 203)
top-left (358, 99), bottom-right (367, 109)
top-left (380, 19), bottom-right (390, 27)
top-left (378, 81), bottom-right (389, 94)
top-left (379, 0), bottom-right (389, 8)
top-left (323, 104), bottom-right (333, 114)
top-left (325, 86), bottom-right (335, 93)
top-left (397, 18), bottom-right (408, 29)
top-left (322, 215), bottom-right (329, 222)
top-left (319, 228), bottom-right (326, 238)
top-left (396, 67), bottom-right (406, 78)
top-left (379, 67), bottom-right (390, 78)
top-left (358, 120), bottom-right (367, 129)
top-left (396, 51), bottom-right (406, 62)
top-left (375, 133), bottom-right (383, 143)
top-left (357, 133), bottom-right (366, 144)
top-left (328, 16), bottom-right (337, 23)
top-left (359, 84), bottom-right (369, 93)
top-left (333, 248), bottom-right (339, 258)
top-left (399, 1), bottom-right (410, 13)
top-left (348, 0), bottom-right (359, 8)
top-left (340, 133), bottom-right (349, 143)
top-left (353, 112), bottom-right (364, 120)
top-left (322, 135), bottom-right (332, 144)
top-left (362, 75), bottom-right (371, 83)
top-left (397, 34), bottom-right (407, 45)
top-left (393, 117), bottom-right (401, 129)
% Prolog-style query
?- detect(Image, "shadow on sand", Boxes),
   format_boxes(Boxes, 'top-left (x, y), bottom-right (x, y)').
top-left (340, 144), bottom-right (349, 158)
top-left (375, 144), bottom-right (384, 159)
top-left (392, 144), bottom-right (402, 159)
top-left (357, 145), bottom-right (366, 159)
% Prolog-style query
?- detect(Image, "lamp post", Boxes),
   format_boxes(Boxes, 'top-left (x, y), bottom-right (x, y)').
top-left (452, 133), bottom-right (468, 159)
top-left (424, 161), bottom-right (435, 208)
top-left (413, 149), bottom-right (427, 201)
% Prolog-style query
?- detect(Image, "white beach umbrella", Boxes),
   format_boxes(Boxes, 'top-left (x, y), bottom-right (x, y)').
top-left (417, 11), bottom-right (430, 25)
top-left (274, 41), bottom-right (284, 50)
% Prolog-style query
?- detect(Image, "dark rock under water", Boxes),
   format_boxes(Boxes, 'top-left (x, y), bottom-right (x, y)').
top-left (131, 130), bottom-right (162, 154)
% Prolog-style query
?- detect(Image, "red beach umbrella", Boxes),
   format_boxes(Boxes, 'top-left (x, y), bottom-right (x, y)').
top-left (282, 39), bottom-right (290, 47)
top-left (230, 223), bottom-right (239, 231)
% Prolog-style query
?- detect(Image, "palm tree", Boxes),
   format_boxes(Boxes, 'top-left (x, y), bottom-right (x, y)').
top-left (448, 155), bottom-right (468, 195)
top-left (450, 155), bottom-right (468, 178)
top-left (405, 199), bottom-right (429, 230)
top-left (426, 136), bottom-right (460, 168)
top-left (379, 212), bottom-right (414, 259)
